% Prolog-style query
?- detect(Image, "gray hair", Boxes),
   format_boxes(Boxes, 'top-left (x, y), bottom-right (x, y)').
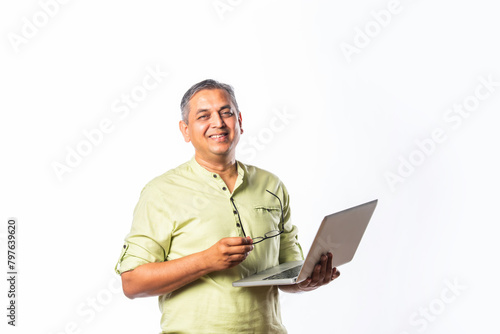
top-left (180, 79), bottom-right (240, 123)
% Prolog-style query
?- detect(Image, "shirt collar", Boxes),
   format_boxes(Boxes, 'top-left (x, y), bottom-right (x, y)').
top-left (188, 156), bottom-right (245, 185)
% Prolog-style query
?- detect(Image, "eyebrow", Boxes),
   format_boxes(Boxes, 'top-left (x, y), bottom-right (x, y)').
top-left (195, 105), bottom-right (232, 114)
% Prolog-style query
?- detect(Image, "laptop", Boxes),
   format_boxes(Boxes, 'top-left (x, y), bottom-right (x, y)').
top-left (232, 199), bottom-right (378, 287)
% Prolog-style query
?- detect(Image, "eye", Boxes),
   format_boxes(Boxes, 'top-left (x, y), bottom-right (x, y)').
top-left (197, 114), bottom-right (209, 120)
top-left (221, 110), bottom-right (234, 117)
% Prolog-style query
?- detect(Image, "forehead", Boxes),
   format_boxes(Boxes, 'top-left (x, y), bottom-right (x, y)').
top-left (189, 88), bottom-right (232, 110)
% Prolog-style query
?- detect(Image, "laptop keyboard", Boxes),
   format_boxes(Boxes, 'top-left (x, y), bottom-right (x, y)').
top-left (263, 265), bottom-right (302, 280)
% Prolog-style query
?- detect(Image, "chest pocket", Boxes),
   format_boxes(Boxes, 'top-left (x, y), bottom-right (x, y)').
top-left (250, 205), bottom-right (282, 238)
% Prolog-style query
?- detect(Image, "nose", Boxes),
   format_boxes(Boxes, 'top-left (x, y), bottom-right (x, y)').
top-left (211, 112), bottom-right (226, 128)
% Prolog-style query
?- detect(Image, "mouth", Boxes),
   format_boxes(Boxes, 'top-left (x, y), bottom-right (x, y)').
top-left (208, 132), bottom-right (229, 141)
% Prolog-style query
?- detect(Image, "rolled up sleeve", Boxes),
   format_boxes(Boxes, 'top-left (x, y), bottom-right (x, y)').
top-left (115, 184), bottom-right (173, 275)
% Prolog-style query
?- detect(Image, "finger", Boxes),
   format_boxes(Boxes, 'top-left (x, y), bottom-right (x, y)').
top-left (310, 263), bottom-right (322, 286)
top-left (225, 244), bottom-right (254, 256)
top-left (332, 268), bottom-right (340, 280)
top-left (319, 254), bottom-right (328, 281)
top-left (224, 237), bottom-right (252, 246)
top-left (324, 253), bottom-right (334, 283)
top-left (227, 252), bottom-right (249, 263)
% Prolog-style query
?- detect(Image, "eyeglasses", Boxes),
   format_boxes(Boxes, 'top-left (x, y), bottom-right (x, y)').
top-left (230, 190), bottom-right (284, 245)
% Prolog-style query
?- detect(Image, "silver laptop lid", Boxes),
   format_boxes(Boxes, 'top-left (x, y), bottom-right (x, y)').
top-left (296, 199), bottom-right (378, 283)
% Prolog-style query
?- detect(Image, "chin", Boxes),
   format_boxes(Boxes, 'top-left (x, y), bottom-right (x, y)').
top-left (209, 147), bottom-right (234, 156)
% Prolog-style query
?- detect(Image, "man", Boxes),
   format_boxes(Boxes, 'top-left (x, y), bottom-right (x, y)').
top-left (115, 79), bottom-right (340, 333)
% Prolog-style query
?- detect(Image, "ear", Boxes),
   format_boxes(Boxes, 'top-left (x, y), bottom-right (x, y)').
top-left (179, 120), bottom-right (191, 143)
top-left (238, 112), bottom-right (243, 134)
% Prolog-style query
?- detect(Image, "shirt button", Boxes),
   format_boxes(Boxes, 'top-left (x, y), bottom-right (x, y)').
top-left (236, 223), bottom-right (241, 227)
top-left (233, 210), bottom-right (237, 214)
top-left (222, 187), bottom-right (227, 191)
top-left (213, 174), bottom-right (217, 178)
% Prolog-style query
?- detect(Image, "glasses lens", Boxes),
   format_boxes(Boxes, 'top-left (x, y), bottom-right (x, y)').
top-left (264, 230), bottom-right (281, 238)
top-left (252, 237), bottom-right (264, 243)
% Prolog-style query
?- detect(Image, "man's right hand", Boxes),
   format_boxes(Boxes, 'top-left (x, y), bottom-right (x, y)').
top-left (121, 236), bottom-right (254, 299)
top-left (204, 236), bottom-right (254, 271)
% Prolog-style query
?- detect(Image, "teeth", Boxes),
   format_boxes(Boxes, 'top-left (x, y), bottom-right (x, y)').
top-left (211, 134), bottom-right (225, 138)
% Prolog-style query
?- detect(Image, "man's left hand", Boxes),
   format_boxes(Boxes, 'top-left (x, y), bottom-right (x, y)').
top-left (295, 252), bottom-right (340, 292)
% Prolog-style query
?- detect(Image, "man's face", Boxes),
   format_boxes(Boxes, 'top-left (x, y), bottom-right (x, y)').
top-left (179, 89), bottom-right (243, 162)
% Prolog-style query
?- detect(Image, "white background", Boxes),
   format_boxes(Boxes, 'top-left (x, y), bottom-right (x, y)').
top-left (1, 0), bottom-right (499, 333)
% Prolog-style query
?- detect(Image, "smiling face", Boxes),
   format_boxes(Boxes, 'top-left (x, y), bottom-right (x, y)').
top-left (179, 88), bottom-right (243, 163)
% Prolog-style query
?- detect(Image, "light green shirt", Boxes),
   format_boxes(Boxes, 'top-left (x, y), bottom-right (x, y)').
top-left (115, 157), bottom-right (303, 333)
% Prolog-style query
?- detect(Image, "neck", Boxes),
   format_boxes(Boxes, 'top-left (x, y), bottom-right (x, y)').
top-left (194, 154), bottom-right (237, 177)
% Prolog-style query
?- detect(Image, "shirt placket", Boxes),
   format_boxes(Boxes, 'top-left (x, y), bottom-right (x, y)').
top-left (210, 172), bottom-right (246, 238)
